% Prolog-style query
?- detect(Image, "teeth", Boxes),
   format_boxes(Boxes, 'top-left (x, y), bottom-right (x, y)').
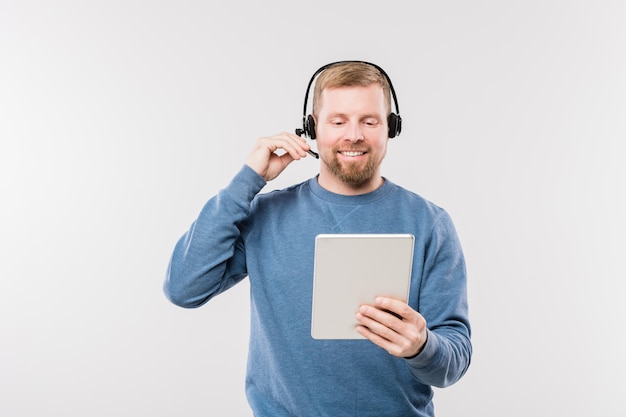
top-left (342, 151), bottom-right (364, 157)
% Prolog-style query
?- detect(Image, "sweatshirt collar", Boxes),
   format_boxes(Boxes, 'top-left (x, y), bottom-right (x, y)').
top-left (307, 175), bottom-right (395, 206)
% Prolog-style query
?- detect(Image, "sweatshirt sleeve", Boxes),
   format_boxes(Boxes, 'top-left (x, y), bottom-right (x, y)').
top-left (404, 210), bottom-right (472, 388)
top-left (163, 165), bottom-right (266, 308)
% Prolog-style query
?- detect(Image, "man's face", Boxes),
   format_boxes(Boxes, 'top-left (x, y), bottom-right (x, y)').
top-left (314, 84), bottom-right (389, 194)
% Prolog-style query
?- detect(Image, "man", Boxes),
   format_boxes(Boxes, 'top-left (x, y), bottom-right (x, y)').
top-left (164, 61), bottom-right (472, 416)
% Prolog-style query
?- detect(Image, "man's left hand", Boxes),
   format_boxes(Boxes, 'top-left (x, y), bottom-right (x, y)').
top-left (355, 297), bottom-right (428, 358)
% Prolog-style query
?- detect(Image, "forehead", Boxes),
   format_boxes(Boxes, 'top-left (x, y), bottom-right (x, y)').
top-left (317, 84), bottom-right (387, 115)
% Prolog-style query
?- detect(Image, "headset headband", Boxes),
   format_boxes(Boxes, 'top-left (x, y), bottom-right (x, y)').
top-left (295, 61), bottom-right (402, 143)
top-left (300, 60), bottom-right (401, 118)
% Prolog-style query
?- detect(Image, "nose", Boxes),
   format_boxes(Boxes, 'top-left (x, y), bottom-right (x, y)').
top-left (345, 121), bottom-right (364, 142)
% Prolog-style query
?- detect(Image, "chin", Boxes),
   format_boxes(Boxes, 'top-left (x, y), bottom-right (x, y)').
top-left (327, 157), bottom-right (378, 187)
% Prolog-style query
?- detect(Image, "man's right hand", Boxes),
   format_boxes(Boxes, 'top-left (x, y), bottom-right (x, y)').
top-left (245, 132), bottom-right (313, 181)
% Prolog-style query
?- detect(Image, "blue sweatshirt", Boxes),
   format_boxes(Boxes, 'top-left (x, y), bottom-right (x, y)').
top-left (164, 165), bottom-right (472, 417)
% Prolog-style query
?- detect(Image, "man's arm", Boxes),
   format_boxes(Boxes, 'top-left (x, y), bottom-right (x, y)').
top-left (163, 132), bottom-right (313, 308)
top-left (356, 211), bottom-right (472, 388)
top-left (405, 211), bottom-right (472, 387)
top-left (163, 165), bottom-right (265, 308)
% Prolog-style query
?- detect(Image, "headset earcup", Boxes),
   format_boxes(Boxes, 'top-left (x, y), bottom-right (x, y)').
top-left (388, 113), bottom-right (402, 138)
top-left (305, 114), bottom-right (317, 139)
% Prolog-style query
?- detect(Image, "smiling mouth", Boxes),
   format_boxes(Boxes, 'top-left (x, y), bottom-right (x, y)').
top-left (339, 151), bottom-right (366, 157)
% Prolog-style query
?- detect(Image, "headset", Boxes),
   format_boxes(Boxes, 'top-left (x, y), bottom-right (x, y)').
top-left (295, 61), bottom-right (403, 152)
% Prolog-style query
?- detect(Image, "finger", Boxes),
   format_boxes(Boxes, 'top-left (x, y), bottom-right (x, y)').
top-left (355, 319), bottom-right (407, 357)
top-left (357, 303), bottom-right (421, 344)
top-left (374, 297), bottom-right (415, 322)
top-left (279, 133), bottom-right (311, 159)
top-left (357, 300), bottom-right (427, 358)
top-left (260, 133), bottom-right (307, 155)
top-left (356, 307), bottom-right (404, 339)
top-left (247, 134), bottom-right (310, 180)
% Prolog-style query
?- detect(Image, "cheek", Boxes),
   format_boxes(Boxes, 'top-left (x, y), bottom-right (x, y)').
top-left (314, 135), bottom-right (339, 151)
top-left (370, 137), bottom-right (389, 153)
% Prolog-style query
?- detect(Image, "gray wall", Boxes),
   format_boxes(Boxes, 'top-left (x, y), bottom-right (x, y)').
top-left (2, 1), bottom-right (624, 416)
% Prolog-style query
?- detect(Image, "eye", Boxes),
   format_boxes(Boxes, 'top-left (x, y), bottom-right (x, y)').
top-left (330, 118), bottom-right (345, 126)
top-left (364, 118), bottom-right (379, 127)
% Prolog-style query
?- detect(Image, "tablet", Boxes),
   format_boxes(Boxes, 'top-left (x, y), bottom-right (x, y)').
top-left (311, 234), bottom-right (414, 339)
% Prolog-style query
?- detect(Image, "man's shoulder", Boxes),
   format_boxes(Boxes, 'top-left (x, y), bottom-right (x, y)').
top-left (251, 178), bottom-right (315, 216)
top-left (256, 178), bottom-right (311, 200)
top-left (387, 181), bottom-right (452, 226)
top-left (390, 181), bottom-right (443, 209)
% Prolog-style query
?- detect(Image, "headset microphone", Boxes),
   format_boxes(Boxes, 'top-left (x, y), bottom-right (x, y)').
top-left (306, 148), bottom-right (320, 159)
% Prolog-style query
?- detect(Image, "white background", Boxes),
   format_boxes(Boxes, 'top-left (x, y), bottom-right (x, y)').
top-left (1, 1), bottom-right (625, 416)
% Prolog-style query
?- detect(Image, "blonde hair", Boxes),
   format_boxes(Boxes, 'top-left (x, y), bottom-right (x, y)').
top-left (312, 62), bottom-right (392, 116)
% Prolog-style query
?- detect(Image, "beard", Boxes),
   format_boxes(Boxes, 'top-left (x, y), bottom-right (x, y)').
top-left (323, 146), bottom-right (382, 187)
